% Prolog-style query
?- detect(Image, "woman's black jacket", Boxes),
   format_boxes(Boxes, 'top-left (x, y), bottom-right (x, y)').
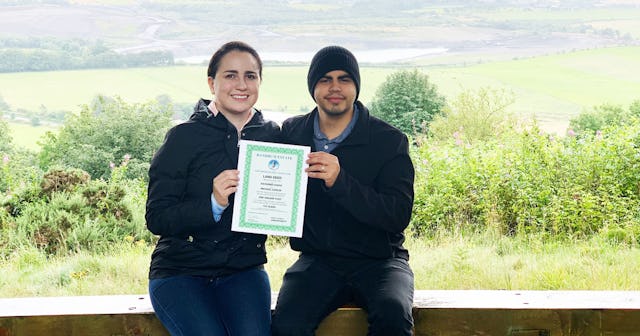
top-left (146, 99), bottom-right (281, 279)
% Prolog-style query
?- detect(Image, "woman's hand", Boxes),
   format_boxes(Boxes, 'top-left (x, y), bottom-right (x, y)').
top-left (212, 169), bottom-right (240, 207)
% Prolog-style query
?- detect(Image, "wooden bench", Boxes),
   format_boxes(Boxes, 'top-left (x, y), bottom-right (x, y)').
top-left (1, 290), bottom-right (640, 335)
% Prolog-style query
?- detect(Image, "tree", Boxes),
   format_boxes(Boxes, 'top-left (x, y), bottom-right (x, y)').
top-left (569, 103), bottom-right (631, 135)
top-left (38, 96), bottom-right (173, 180)
top-left (369, 69), bottom-right (446, 135)
top-left (428, 87), bottom-right (517, 145)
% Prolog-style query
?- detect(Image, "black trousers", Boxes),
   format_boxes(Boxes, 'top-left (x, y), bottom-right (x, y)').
top-left (272, 254), bottom-right (414, 336)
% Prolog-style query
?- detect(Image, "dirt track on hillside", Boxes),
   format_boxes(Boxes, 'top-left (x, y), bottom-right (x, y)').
top-left (0, 4), bottom-right (629, 64)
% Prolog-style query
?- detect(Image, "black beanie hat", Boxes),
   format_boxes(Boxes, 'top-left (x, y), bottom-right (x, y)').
top-left (307, 46), bottom-right (361, 101)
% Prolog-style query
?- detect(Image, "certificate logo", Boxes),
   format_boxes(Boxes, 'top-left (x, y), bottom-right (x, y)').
top-left (268, 159), bottom-right (280, 170)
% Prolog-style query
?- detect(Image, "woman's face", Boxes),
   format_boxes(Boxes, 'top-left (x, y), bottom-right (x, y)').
top-left (208, 50), bottom-right (261, 115)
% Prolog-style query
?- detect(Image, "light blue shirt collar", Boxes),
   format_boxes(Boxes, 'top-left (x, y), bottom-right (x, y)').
top-left (313, 104), bottom-right (359, 153)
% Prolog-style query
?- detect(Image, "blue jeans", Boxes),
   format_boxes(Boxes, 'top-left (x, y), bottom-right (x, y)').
top-left (149, 267), bottom-right (271, 336)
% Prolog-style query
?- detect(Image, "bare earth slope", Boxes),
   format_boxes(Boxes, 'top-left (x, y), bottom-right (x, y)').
top-left (1, 2), bottom-right (637, 64)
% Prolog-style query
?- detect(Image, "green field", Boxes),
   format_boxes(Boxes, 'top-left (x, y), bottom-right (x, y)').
top-left (5, 122), bottom-right (57, 151)
top-left (0, 65), bottom-right (393, 114)
top-left (427, 46), bottom-right (640, 133)
top-left (3, 46), bottom-right (640, 148)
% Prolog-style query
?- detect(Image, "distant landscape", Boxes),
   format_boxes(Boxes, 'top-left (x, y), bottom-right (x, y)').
top-left (3, 0), bottom-right (638, 63)
top-left (1, 0), bottom-right (640, 147)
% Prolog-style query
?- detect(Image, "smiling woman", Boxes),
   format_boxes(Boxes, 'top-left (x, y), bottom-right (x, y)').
top-left (144, 41), bottom-right (280, 336)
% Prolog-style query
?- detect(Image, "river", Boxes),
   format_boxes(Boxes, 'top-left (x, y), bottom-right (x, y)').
top-left (176, 47), bottom-right (448, 64)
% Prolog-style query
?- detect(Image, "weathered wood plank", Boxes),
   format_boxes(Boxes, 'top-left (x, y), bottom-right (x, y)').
top-left (316, 308), bottom-right (368, 336)
top-left (413, 309), bottom-right (589, 336)
top-left (601, 310), bottom-right (640, 334)
top-left (0, 314), bottom-right (168, 336)
top-left (1, 291), bottom-right (639, 335)
top-left (412, 290), bottom-right (640, 309)
top-left (0, 295), bottom-right (154, 317)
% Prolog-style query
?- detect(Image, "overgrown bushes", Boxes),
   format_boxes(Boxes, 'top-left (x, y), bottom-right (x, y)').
top-left (0, 167), bottom-right (152, 257)
top-left (3, 93), bottom-right (640, 259)
top-left (38, 96), bottom-right (173, 180)
top-left (9, 122), bottom-right (638, 258)
top-left (1, 96), bottom-right (171, 258)
top-left (411, 121), bottom-right (640, 244)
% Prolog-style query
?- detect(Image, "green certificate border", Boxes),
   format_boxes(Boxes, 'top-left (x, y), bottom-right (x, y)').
top-left (237, 143), bottom-right (305, 233)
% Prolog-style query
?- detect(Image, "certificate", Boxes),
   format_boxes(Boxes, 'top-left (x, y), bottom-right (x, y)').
top-left (232, 140), bottom-right (309, 237)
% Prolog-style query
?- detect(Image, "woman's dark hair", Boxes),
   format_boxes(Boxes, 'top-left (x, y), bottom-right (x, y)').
top-left (207, 41), bottom-right (263, 79)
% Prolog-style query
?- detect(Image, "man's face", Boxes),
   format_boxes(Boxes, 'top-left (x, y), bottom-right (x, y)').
top-left (313, 70), bottom-right (356, 117)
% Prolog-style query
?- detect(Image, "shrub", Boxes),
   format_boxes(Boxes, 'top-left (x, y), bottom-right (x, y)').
top-left (0, 167), bottom-right (151, 257)
top-left (428, 87), bottom-right (519, 145)
top-left (38, 96), bottom-right (172, 180)
top-left (370, 69), bottom-right (446, 135)
top-left (411, 121), bottom-right (640, 242)
top-left (41, 168), bottom-right (90, 195)
top-left (569, 101), bottom-right (638, 136)
top-left (0, 149), bottom-right (42, 195)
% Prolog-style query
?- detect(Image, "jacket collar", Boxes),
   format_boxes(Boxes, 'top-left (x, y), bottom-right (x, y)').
top-left (304, 101), bottom-right (370, 147)
top-left (190, 98), bottom-right (267, 131)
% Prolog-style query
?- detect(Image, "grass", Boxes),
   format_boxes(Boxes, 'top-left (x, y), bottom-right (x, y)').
top-left (425, 46), bottom-right (640, 134)
top-left (5, 122), bottom-right (57, 151)
top-left (0, 65), bottom-right (393, 114)
top-left (0, 242), bottom-right (151, 297)
top-left (407, 234), bottom-right (640, 290)
top-left (2, 233), bottom-right (639, 297)
top-left (465, 47), bottom-right (640, 107)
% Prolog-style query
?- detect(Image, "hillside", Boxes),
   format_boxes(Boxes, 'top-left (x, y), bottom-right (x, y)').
top-left (1, 1), bottom-right (639, 66)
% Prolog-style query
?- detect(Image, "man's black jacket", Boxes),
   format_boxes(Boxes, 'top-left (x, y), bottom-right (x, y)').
top-left (281, 102), bottom-right (414, 260)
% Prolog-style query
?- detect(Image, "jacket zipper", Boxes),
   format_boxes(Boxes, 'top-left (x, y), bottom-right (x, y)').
top-left (237, 123), bottom-right (264, 146)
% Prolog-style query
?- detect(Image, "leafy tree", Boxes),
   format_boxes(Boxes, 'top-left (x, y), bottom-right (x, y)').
top-left (569, 103), bottom-right (631, 135)
top-left (38, 96), bottom-right (173, 180)
top-left (370, 69), bottom-right (446, 135)
top-left (428, 87), bottom-right (517, 145)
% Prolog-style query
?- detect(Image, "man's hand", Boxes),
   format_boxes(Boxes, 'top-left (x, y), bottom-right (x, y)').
top-left (306, 152), bottom-right (340, 188)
